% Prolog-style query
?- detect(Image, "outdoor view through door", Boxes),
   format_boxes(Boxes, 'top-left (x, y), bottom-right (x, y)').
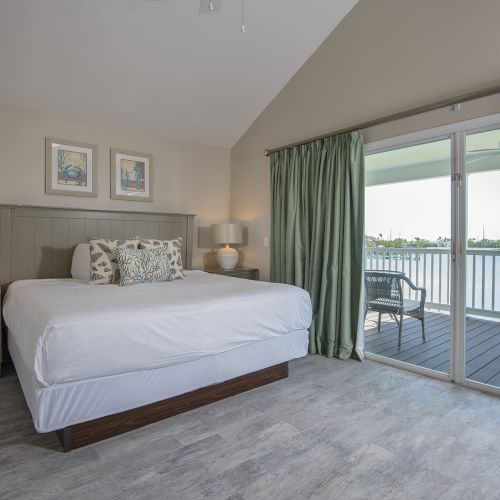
top-left (364, 123), bottom-right (500, 394)
top-left (465, 128), bottom-right (500, 389)
top-left (364, 140), bottom-right (452, 376)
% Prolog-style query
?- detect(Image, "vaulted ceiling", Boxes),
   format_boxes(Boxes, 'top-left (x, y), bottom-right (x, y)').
top-left (0, 0), bottom-right (357, 147)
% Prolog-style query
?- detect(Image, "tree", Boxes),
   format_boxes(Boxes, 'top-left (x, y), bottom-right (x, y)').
top-left (413, 237), bottom-right (433, 248)
top-left (468, 238), bottom-right (500, 248)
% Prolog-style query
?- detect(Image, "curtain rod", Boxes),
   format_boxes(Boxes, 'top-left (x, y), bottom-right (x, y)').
top-left (263, 84), bottom-right (500, 157)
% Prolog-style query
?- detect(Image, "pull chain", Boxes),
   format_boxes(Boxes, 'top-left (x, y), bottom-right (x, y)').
top-left (240, 0), bottom-right (246, 33)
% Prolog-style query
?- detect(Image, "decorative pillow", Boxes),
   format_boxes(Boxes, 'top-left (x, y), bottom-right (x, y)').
top-left (71, 243), bottom-right (91, 281)
top-left (115, 247), bottom-right (178, 286)
top-left (88, 238), bottom-right (139, 285)
top-left (135, 236), bottom-right (185, 280)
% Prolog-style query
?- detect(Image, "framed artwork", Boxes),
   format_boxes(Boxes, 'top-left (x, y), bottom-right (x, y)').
top-left (45, 138), bottom-right (97, 197)
top-left (111, 149), bottom-right (153, 202)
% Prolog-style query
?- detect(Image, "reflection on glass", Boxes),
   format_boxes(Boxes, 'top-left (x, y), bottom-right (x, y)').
top-left (465, 129), bottom-right (500, 389)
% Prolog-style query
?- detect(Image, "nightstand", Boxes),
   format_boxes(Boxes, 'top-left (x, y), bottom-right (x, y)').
top-left (0, 287), bottom-right (4, 377)
top-left (205, 267), bottom-right (259, 281)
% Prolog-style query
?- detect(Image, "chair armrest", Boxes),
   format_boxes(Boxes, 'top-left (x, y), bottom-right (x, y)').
top-left (401, 276), bottom-right (427, 306)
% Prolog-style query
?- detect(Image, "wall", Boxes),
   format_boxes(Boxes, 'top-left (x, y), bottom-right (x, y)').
top-left (230, 0), bottom-right (500, 281)
top-left (0, 104), bottom-right (231, 268)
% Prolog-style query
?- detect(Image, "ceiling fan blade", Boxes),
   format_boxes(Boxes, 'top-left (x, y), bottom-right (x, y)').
top-left (199, 0), bottom-right (222, 15)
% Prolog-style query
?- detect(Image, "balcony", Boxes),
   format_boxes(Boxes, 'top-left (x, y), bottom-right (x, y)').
top-left (365, 311), bottom-right (500, 385)
top-left (365, 247), bottom-right (500, 318)
top-left (364, 247), bottom-right (500, 385)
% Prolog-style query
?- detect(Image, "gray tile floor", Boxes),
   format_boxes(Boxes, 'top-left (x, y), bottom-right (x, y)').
top-left (0, 356), bottom-right (499, 499)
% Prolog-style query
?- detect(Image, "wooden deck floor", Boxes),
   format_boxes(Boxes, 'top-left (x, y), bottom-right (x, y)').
top-left (364, 310), bottom-right (500, 387)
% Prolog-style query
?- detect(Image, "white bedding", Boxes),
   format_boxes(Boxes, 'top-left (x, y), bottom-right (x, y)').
top-left (3, 271), bottom-right (312, 386)
top-left (10, 327), bottom-right (309, 432)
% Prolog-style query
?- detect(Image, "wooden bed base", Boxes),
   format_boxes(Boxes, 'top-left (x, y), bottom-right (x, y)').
top-left (55, 362), bottom-right (288, 452)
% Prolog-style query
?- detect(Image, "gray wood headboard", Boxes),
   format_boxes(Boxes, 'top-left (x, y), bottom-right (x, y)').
top-left (0, 205), bottom-right (195, 287)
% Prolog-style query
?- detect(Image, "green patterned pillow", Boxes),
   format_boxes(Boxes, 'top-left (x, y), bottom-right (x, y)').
top-left (135, 236), bottom-right (184, 280)
top-left (115, 247), bottom-right (178, 286)
top-left (88, 238), bottom-right (139, 285)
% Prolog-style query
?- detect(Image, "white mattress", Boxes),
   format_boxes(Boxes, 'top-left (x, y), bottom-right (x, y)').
top-left (3, 271), bottom-right (312, 386)
top-left (9, 326), bottom-right (309, 432)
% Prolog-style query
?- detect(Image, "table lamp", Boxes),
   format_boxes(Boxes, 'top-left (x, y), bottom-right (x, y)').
top-left (211, 223), bottom-right (243, 270)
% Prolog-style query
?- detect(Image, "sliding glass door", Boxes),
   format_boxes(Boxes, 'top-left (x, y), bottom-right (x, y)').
top-left (364, 115), bottom-right (500, 396)
top-left (463, 128), bottom-right (500, 390)
top-left (364, 139), bottom-right (452, 376)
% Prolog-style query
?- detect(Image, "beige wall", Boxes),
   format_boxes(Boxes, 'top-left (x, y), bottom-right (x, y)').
top-left (0, 104), bottom-right (231, 268)
top-left (230, 0), bottom-right (500, 281)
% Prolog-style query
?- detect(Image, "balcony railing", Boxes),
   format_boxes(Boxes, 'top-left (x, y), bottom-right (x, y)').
top-left (365, 247), bottom-right (500, 319)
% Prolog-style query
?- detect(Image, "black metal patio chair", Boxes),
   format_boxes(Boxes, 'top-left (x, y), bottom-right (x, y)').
top-left (364, 270), bottom-right (426, 350)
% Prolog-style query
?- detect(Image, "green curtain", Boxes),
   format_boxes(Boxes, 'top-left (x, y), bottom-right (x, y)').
top-left (271, 131), bottom-right (364, 359)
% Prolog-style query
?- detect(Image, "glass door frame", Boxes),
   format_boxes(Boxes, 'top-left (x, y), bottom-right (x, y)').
top-left (364, 112), bottom-right (500, 397)
top-left (363, 133), bottom-right (453, 383)
top-left (456, 123), bottom-right (500, 397)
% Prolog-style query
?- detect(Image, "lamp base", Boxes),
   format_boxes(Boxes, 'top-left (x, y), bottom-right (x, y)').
top-left (217, 246), bottom-right (239, 270)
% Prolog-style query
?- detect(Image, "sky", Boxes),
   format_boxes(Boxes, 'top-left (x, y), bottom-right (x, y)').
top-left (365, 128), bottom-right (500, 241)
top-left (365, 166), bottom-right (500, 241)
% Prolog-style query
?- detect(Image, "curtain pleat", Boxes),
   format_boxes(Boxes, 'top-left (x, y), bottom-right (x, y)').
top-left (271, 132), bottom-right (365, 359)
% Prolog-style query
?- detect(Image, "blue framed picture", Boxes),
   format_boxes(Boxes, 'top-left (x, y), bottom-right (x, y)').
top-left (111, 149), bottom-right (153, 202)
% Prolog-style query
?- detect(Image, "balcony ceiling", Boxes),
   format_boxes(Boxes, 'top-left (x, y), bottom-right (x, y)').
top-left (0, 0), bottom-right (357, 148)
top-left (366, 130), bottom-right (500, 186)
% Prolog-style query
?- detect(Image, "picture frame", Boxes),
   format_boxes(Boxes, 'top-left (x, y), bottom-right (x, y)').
top-left (45, 138), bottom-right (97, 197)
top-left (110, 149), bottom-right (153, 202)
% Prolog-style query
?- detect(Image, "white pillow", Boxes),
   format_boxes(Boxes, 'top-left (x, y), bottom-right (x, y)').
top-left (71, 243), bottom-right (91, 281)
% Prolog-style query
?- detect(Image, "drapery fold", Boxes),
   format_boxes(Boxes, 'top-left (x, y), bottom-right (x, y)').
top-left (271, 131), bottom-right (364, 359)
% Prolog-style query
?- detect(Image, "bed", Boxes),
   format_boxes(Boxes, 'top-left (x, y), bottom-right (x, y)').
top-left (0, 206), bottom-right (311, 451)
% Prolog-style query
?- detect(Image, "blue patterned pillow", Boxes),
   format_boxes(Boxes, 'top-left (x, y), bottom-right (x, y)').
top-left (115, 247), bottom-right (179, 286)
top-left (135, 236), bottom-right (185, 280)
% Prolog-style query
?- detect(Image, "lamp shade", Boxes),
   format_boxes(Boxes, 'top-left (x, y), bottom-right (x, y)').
top-left (211, 223), bottom-right (243, 245)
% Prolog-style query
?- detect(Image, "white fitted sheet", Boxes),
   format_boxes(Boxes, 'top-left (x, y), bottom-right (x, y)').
top-left (9, 326), bottom-right (309, 432)
top-left (3, 271), bottom-right (312, 386)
